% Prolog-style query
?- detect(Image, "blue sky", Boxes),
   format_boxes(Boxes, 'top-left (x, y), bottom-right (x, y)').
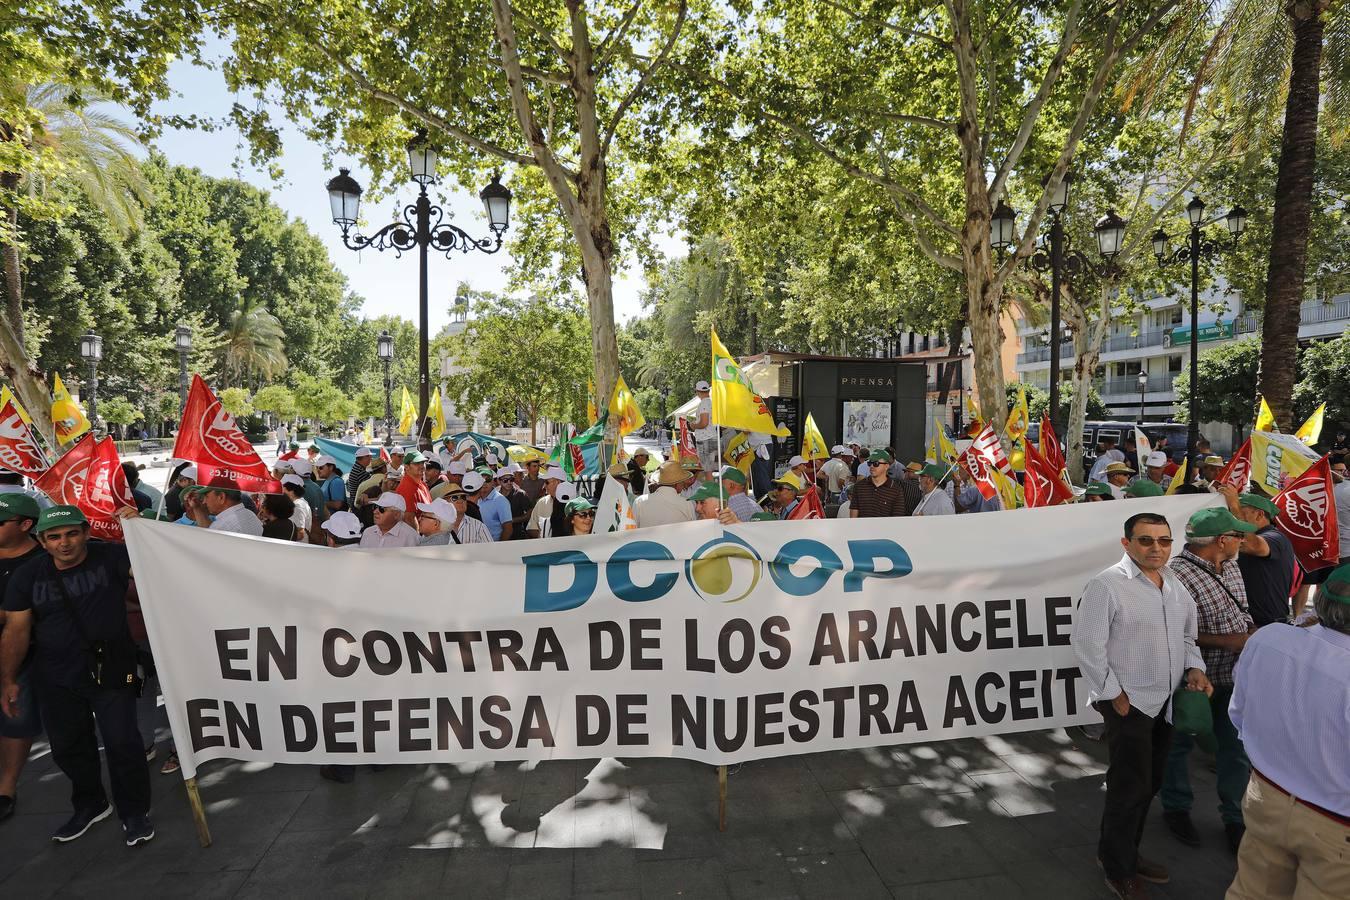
top-left (147, 51), bottom-right (657, 335)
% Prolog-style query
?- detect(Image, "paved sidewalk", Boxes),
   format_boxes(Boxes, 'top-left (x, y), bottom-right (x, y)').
top-left (2, 723), bottom-right (1241, 899)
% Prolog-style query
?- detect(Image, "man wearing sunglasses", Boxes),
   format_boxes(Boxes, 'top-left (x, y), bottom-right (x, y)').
top-left (1161, 508), bottom-right (1258, 854)
top-left (1073, 512), bottom-right (1212, 899)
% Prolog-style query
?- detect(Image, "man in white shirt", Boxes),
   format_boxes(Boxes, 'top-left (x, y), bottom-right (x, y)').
top-left (359, 493), bottom-right (419, 548)
top-left (634, 461), bottom-right (696, 528)
top-left (1089, 436), bottom-right (1127, 483)
top-left (690, 380), bottom-right (717, 473)
top-left (184, 483), bottom-right (263, 536)
top-left (1072, 511), bottom-right (1211, 898)
top-left (820, 447), bottom-right (852, 500)
top-left (526, 466), bottom-right (566, 538)
top-left (912, 464), bottom-right (955, 515)
top-left (1332, 460), bottom-right (1349, 565)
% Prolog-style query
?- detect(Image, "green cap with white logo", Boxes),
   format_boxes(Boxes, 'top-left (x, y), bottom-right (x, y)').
top-left (0, 493), bottom-right (40, 523)
top-left (35, 504), bottom-right (87, 533)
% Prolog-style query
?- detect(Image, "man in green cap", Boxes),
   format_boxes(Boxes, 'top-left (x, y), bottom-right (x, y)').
top-left (1225, 564), bottom-right (1350, 899)
top-left (0, 504), bottom-right (155, 846)
top-left (0, 493), bottom-right (45, 820)
top-left (1218, 486), bottom-right (1295, 627)
top-left (690, 481), bottom-right (737, 524)
top-left (719, 467), bottom-right (761, 523)
top-left (913, 463), bottom-right (955, 516)
top-left (395, 448), bottom-right (431, 527)
top-left (1125, 479), bottom-right (1165, 499)
top-left (1083, 482), bottom-right (1115, 502)
top-left (851, 450), bottom-right (908, 518)
top-left (1161, 507), bottom-right (1259, 853)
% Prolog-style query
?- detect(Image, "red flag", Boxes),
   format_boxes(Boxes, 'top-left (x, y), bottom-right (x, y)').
top-left (1023, 440), bottom-right (1075, 508)
top-left (0, 397), bottom-right (50, 476)
top-left (960, 444), bottom-right (997, 500)
top-left (677, 417), bottom-right (697, 459)
top-left (1273, 456), bottom-right (1340, 571)
top-left (1038, 413), bottom-right (1066, 472)
top-left (1215, 438), bottom-right (1252, 490)
top-left (960, 423), bottom-right (1010, 499)
top-left (787, 485), bottom-right (825, 520)
top-left (173, 375), bottom-right (281, 493)
top-left (34, 435), bottom-right (136, 541)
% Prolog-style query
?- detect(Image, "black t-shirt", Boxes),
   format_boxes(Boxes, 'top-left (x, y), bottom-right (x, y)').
top-left (1237, 527), bottom-right (1295, 627)
top-left (0, 542), bottom-right (46, 670)
top-left (506, 491), bottom-right (532, 540)
top-left (2, 542), bottom-right (133, 687)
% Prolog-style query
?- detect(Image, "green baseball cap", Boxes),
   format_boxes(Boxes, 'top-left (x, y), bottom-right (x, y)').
top-left (868, 450), bottom-right (891, 464)
top-left (0, 493), bottom-right (40, 523)
top-left (1083, 481), bottom-right (1114, 497)
top-left (1125, 479), bottom-right (1164, 498)
top-left (718, 466), bottom-right (747, 486)
top-left (750, 511), bottom-right (778, 522)
top-left (35, 504), bottom-right (87, 533)
top-left (1318, 564), bottom-right (1350, 606)
top-left (402, 449), bottom-right (427, 465)
top-left (564, 498), bottom-right (595, 516)
top-left (690, 481), bottom-right (729, 503)
top-left (1186, 507), bottom-right (1258, 538)
top-left (1239, 493), bottom-right (1279, 519)
top-left (920, 463), bottom-right (948, 481)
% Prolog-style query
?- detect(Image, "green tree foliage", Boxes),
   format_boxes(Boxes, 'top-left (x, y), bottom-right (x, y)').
top-left (1004, 381), bottom-right (1109, 428)
top-left (1171, 338), bottom-right (1262, 430)
top-left (252, 384), bottom-right (296, 420)
top-left (1292, 329), bottom-right (1350, 432)
top-left (98, 396), bottom-right (142, 435)
top-left (442, 293), bottom-right (591, 444)
top-left (218, 386), bottom-right (253, 417)
top-left (293, 373), bottom-right (352, 426)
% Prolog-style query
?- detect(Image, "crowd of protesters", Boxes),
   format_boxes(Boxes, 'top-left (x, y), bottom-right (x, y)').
top-left (0, 388), bottom-right (1345, 900)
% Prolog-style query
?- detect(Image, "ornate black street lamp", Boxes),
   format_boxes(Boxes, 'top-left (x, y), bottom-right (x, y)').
top-left (327, 128), bottom-right (511, 443)
top-left (174, 324), bottom-right (192, 415)
top-left (377, 329), bottom-right (394, 447)
top-left (79, 331), bottom-right (103, 424)
top-left (991, 174), bottom-right (1126, 438)
top-left (1152, 196), bottom-right (1248, 473)
top-left (1137, 370), bottom-right (1149, 425)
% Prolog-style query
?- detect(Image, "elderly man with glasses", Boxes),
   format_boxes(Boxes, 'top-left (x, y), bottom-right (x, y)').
top-left (1072, 512), bottom-right (1212, 899)
top-left (1160, 508), bottom-right (1258, 855)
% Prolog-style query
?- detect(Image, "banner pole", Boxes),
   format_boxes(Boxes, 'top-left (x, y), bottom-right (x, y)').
top-left (717, 764), bottom-right (728, 832)
top-left (183, 776), bottom-right (212, 847)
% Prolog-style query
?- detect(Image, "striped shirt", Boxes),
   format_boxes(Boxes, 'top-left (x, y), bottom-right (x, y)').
top-left (1230, 624), bottom-right (1350, 816)
top-left (728, 491), bottom-right (762, 523)
top-left (1071, 553), bottom-right (1205, 719)
top-left (851, 477), bottom-right (908, 518)
top-left (345, 462), bottom-right (368, 507)
top-left (1169, 549), bottom-right (1252, 687)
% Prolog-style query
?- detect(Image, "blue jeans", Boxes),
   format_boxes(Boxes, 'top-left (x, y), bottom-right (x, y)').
top-left (1160, 684), bottom-right (1249, 825)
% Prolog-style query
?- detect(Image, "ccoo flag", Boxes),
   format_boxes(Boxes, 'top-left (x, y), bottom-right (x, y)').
top-left (173, 374), bottom-right (281, 493)
top-left (710, 328), bottom-right (787, 436)
top-left (51, 373), bottom-right (91, 444)
top-left (802, 413), bottom-right (830, 461)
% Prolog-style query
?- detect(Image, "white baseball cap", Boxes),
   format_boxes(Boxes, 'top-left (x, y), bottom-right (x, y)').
top-left (355, 446), bottom-right (375, 458)
top-left (447, 460), bottom-right (466, 475)
top-left (1146, 451), bottom-right (1168, 468)
top-left (695, 380), bottom-right (711, 392)
top-left (544, 465), bottom-right (566, 482)
top-left (280, 474), bottom-right (304, 489)
top-left (321, 511), bottom-right (363, 540)
top-left (555, 482), bottom-right (577, 503)
top-left (461, 472), bottom-right (485, 493)
top-left (288, 458), bottom-right (313, 476)
top-left (313, 454), bottom-right (336, 468)
top-left (830, 445), bottom-right (845, 454)
top-left (506, 462), bottom-right (522, 474)
top-left (495, 468), bottom-right (513, 480)
top-left (788, 455), bottom-right (805, 468)
top-left (180, 465), bottom-right (198, 481)
top-left (415, 499), bottom-right (456, 522)
top-left (373, 492), bottom-right (406, 512)
top-left (485, 451), bottom-right (500, 466)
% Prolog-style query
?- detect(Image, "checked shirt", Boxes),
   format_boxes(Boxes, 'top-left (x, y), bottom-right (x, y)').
top-left (1169, 548), bottom-right (1252, 687)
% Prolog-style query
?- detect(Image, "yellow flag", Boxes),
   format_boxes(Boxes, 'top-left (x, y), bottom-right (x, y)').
top-left (710, 328), bottom-right (787, 436)
top-left (802, 412), bottom-right (829, 460)
top-left (397, 387), bottom-right (416, 434)
top-left (723, 431), bottom-right (755, 476)
top-left (1294, 402), bottom-right (1325, 445)
top-left (964, 391), bottom-right (981, 428)
top-left (1004, 385), bottom-right (1029, 443)
top-left (428, 386), bottom-right (447, 439)
top-left (991, 466), bottom-right (1022, 510)
top-left (0, 386), bottom-right (35, 427)
top-left (1249, 430), bottom-right (1319, 493)
top-left (608, 375), bottom-right (645, 437)
top-left (587, 379), bottom-right (598, 425)
top-left (1255, 396), bottom-right (1277, 433)
top-left (928, 417), bottom-right (958, 465)
top-left (361, 420), bottom-right (374, 444)
top-left (51, 373), bottom-right (90, 444)
top-left (1165, 458), bottom-right (1187, 495)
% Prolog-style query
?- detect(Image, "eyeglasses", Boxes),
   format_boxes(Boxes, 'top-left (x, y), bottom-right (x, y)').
top-left (448, 495), bottom-right (467, 502)
top-left (572, 511), bottom-right (594, 518)
top-left (1132, 536), bottom-right (1174, 547)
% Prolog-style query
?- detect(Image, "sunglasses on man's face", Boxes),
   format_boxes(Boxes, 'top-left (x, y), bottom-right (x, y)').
top-left (1132, 535), bottom-right (1174, 547)
top-left (572, 510), bottom-right (595, 518)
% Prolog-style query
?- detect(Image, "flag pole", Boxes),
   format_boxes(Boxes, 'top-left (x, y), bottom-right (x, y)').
top-left (717, 763), bottom-right (728, 831)
top-left (183, 775), bottom-right (212, 847)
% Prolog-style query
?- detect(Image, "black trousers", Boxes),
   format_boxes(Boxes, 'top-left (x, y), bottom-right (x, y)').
top-left (1096, 700), bottom-right (1173, 881)
top-left (36, 677), bottom-right (150, 819)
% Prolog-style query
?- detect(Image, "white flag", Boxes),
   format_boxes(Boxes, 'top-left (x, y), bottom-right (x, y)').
top-left (593, 473), bottom-right (638, 533)
top-left (1134, 426), bottom-right (1152, 461)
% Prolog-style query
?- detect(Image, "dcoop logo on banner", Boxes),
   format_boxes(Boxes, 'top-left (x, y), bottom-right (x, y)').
top-left (123, 495), bottom-right (1218, 778)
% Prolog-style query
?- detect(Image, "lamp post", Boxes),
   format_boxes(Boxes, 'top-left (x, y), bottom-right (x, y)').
top-left (377, 329), bottom-right (394, 447)
top-left (991, 174), bottom-right (1126, 439)
top-left (1137, 371), bottom-right (1149, 424)
top-left (79, 331), bottom-right (103, 425)
top-left (1152, 196), bottom-right (1248, 475)
top-left (174, 324), bottom-right (192, 415)
top-left (327, 128), bottom-right (511, 445)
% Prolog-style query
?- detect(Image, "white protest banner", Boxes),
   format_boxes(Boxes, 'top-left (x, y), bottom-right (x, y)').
top-left (124, 494), bottom-right (1218, 779)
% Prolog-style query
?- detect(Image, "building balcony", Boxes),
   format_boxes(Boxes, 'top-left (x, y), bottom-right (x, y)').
top-left (1300, 295), bottom-right (1350, 326)
top-left (1102, 372), bottom-right (1178, 397)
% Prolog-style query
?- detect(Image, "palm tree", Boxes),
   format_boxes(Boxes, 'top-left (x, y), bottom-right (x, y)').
top-left (1, 81), bottom-right (147, 441)
top-left (219, 305), bottom-right (288, 387)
